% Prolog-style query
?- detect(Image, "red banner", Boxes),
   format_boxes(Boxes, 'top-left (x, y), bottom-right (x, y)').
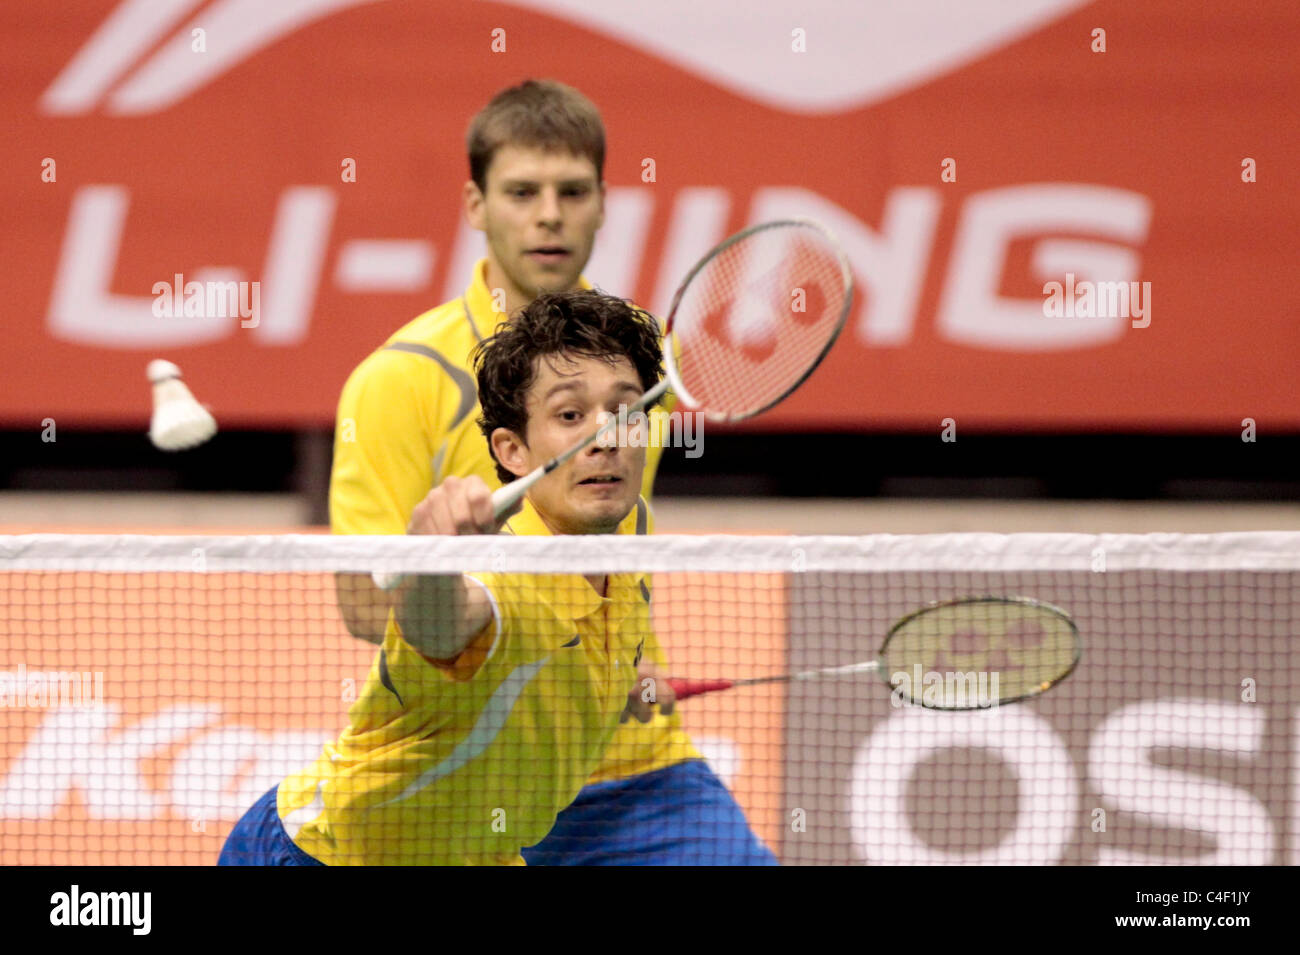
top-left (3, 0), bottom-right (1296, 431)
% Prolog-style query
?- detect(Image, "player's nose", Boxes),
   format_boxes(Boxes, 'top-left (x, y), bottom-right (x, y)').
top-left (533, 187), bottom-right (560, 223)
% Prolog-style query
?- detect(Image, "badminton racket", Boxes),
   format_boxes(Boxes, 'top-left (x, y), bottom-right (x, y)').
top-left (667, 596), bottom-right (1081, 710)
top-left (489, 217), bottom-right (853, 518)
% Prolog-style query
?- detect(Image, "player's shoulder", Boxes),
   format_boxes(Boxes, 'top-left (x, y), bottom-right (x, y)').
top-left (343, 299), bottom-right (477, 387)
top-left (384, 298), bottom-right (475, 350)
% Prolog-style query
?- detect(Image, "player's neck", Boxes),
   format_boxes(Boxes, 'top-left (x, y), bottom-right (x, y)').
top-left (482, 258), bottom-right (535, 319)
top-left (529, 502), bottom-right (610, 596)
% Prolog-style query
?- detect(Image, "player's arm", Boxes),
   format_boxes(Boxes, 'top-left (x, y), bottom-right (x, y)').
top-left (391, 475), bottom-right (516, 659)
top-left (335, 574), bottom-right (391, 645)
top-left (329, 349), bottom-right (441, 644)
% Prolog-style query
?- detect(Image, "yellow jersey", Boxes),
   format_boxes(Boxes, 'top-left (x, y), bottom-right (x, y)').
top-left (328, 259), bottom-right (700, 782)
top-left (280, 498), bottom-right (655, 865)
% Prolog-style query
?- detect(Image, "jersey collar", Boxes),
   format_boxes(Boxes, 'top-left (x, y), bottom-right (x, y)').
top-left (499, 496), bottom-right (649, 622)
top-left (500, 495), bottom-right (646, 539)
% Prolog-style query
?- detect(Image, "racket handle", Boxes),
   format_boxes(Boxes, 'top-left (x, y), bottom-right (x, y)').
top-left (667, 678), bottom-right (735, 700)
top-left (370, 477), bottom-right (537, 590)
top-left (491, 467), bottom-right (543, 520)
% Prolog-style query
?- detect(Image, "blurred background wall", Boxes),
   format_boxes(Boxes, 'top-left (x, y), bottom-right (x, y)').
top-left (3, 0), bottom-right (1297, 529)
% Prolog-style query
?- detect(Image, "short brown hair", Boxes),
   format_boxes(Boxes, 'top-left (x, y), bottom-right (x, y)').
top-left (466, 79), bottom-right (605, 193)
top-left (474, 290), bottom-right (662, 484)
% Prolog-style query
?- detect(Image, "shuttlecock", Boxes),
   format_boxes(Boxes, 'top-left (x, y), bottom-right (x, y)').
top-left (148, 359), bottom-right (217, 451)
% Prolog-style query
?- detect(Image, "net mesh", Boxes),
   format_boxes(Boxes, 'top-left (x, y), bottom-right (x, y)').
top-left (668, 221), bottom-right (847, 418)
top-left (1, 532), bottom-right (1297, 865)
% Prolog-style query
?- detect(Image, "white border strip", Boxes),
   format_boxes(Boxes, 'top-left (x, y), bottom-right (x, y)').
top-left (2, 532), bottom-right (1300, 573)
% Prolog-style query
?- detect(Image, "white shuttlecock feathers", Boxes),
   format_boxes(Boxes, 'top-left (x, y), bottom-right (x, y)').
top-left (148, 359), bottom-right (217, 451)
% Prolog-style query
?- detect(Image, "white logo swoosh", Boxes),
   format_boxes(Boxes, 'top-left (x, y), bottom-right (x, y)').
top-left (494, 0), bottom-right (1094, 113)
top-left (42, 0), bottom-right (382, 115)
top-left (43, 0), bottom-right (1092, 116)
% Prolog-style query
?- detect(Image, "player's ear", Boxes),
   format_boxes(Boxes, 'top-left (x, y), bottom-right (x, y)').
top-left (490, 427), bottom-right (530, 479)
top-left (463, 179), bottom-right (486, 231)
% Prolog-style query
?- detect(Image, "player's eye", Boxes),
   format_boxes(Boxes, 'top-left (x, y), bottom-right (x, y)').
top-left (509, 188), bottom-right (534, 198)
top-left (558, 409), bottom-right (582, 423)
top-left (563, 186), bottom-right (590, 198)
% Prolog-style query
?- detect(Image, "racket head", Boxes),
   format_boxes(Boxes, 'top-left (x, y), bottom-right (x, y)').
top-left (662, 218), bottom-right (852, 422)
top-left (879, 596), bottom-right (1082, 709)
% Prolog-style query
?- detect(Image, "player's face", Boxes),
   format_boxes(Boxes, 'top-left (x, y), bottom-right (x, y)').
top-left (496, 352), bottom-right (646, 535)
top-left (465, 146), bottom-right (605, 315)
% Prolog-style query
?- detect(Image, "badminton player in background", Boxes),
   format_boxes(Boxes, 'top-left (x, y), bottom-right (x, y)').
top-left (328, 80), bottom-right (775, 865)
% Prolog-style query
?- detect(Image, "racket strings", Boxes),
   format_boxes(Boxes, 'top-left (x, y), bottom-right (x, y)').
top-left (670, 223), bottom-right (849, 418)
top-left (882, 600), bottom-right (1080, 706)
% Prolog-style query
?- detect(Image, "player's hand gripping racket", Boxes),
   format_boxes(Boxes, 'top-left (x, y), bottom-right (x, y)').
top-left (488, 217), bottom-right (854, 518)
top-left (668, 597), bottom-right (1081, 709)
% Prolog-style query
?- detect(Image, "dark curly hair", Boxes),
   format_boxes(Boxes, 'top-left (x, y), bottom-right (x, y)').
top-left (473, 289), bottom-right (663, 484)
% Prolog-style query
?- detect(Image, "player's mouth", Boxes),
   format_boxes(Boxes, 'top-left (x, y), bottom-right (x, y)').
top-left (576, 473), bottom-right (624, 488)
top-left (526, 246), bottom-right (571, 265)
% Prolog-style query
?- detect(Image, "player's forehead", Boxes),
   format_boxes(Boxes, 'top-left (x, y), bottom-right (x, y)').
top-left (527, 351), bottom-right (639, 403)
top-left (486, 144), bottom-right (598, 186)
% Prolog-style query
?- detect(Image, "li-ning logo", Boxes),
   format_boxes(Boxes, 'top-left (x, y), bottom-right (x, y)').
top-left (40, 0), bottom-right (383, 116)
top-left (633, 640), bottom-right (644, 668)
top-left (49, 885), bottom-right (151, 935)
top-left (39, 0), bottom-right (1090, 116)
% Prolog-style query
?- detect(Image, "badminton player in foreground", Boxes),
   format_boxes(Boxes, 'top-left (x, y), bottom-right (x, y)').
top-left (221, 291), bottom-right (731, 864)
top-left (320, 79), bottom-right (775, 865)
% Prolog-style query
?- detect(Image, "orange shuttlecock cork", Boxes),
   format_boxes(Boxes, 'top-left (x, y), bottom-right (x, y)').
top-left (148, 359), bottom-right (217, 451)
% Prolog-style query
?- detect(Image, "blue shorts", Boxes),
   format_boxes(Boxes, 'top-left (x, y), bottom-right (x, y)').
top-left (218, 761), bottom-right (776, 866)
top-left (218, 786), bottom-right (324, 866)
top-left (522, 760), bottom-right (778, 866)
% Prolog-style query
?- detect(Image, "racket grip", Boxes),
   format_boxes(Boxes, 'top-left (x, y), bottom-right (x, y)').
top-left (490, 471), bottom-right (538, 520)
top-left (667, 677), bottom-right (735, 700)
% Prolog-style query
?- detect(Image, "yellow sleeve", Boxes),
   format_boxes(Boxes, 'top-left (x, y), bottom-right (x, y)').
top-left (458, 573), bottom-right (572, 667)
top-left (329, 348), bottom-right (439, 536)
